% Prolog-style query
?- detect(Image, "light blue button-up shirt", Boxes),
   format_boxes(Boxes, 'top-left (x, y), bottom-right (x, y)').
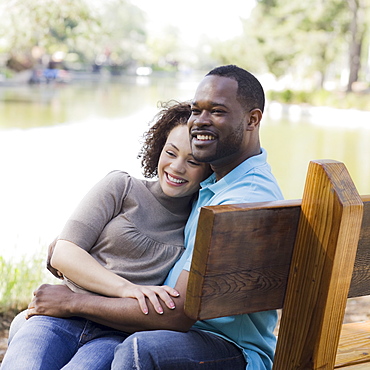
top-left (165, 148), bottom-right (284, 370)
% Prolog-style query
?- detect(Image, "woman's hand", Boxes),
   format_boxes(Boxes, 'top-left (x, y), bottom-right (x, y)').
top-left (120, 283), bottom-right (180, 315)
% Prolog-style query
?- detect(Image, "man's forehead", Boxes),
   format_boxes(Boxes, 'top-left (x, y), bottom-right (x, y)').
top-left (192, 75), bottom-right (238, 105)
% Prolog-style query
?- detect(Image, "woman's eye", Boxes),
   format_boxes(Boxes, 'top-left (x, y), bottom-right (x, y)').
top-left (188, 160), bottom-right (200, 166)
top-left (166, 151), bottom-right (176, 157)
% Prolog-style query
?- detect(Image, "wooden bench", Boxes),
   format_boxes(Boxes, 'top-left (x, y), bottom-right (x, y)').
top-left (185, 160), bottom-right (370, 369)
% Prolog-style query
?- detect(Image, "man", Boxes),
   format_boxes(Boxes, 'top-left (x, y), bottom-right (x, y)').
top-left (109, 66), bottom-right (283, 369)
top-left (9, 65), bottom-right (283, 369)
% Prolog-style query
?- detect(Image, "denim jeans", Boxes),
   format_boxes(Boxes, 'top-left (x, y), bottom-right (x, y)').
top-left (1, 315), bottom-right (129, 370)
top-left (111, 328), bottom-right (247, 369)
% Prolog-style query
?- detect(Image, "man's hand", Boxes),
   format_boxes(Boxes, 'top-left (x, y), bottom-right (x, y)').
top-left (26, 284), bottom-right (75, 319)
top-left (26, 271), bottom-right (195, 333)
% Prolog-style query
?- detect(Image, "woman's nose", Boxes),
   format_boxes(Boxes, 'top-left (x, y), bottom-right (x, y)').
top-left (170, 159), bottom-right (186, 174)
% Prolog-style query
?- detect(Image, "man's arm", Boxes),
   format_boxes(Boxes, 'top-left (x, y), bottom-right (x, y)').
top-left (27, 270), bottom-right (195, 333)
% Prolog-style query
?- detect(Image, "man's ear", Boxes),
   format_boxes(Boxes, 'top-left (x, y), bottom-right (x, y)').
top-left (246, 109), bottom-right (262, 131)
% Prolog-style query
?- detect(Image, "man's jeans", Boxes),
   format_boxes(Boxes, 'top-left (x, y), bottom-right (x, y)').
top-left (112, 328), bottom-right (246, 369)
top-left (1, 315), bottom-right (128, 370)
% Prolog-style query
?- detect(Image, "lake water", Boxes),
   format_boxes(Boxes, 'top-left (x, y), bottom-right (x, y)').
top-left (1, 74), bottom-right (370, 261)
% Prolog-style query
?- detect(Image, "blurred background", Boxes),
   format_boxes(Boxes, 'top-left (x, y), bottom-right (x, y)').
top-left (0, 0), bottom-right (370, 311)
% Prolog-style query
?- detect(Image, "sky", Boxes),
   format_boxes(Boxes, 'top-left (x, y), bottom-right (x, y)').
top-left (130, 0), bottom-right (256, 44)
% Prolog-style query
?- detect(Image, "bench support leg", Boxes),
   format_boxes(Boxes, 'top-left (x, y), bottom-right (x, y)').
top-left (274, 160), bottom-right (363, 370)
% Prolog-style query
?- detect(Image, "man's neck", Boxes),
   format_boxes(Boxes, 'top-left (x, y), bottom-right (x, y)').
top-left (212, 146), bottom-right (262, 181)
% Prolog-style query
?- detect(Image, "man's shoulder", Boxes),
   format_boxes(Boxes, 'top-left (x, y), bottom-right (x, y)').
top-left (211, 165), bottom-right (283, 205)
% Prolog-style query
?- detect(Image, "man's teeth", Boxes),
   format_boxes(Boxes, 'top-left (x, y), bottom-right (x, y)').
top-left (168, 174), bottom-right (186, 184)
top-left (197, 134), bottom-right (215, 141)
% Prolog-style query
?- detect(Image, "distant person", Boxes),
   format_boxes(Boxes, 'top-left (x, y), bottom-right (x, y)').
top-left (1, 101), bottom-right (211, 370)
top-left (6, 65), bottom-right (284, 370)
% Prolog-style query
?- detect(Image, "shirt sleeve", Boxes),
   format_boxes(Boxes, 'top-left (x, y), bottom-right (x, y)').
top-left (58, 171), bottom-right (131, 251)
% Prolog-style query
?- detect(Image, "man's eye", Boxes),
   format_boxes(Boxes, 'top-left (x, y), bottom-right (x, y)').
top-left (191, 109), bottom-right (200, 114)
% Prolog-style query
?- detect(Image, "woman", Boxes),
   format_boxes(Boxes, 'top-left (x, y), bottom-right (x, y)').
top-left (1, 101), bottom-right (211, 370)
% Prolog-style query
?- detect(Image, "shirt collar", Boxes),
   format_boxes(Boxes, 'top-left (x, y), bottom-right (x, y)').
top-left (200, 148), bottom-right (267, 193)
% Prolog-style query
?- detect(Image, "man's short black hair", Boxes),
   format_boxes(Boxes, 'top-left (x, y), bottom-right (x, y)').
top-left (206, 65), bottom-right (265, 113)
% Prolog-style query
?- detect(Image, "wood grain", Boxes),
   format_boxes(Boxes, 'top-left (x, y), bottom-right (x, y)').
top-left (274, 160), bottom-right (363, 369)
top-left (185, 197), bottom-right (369, 320)
top-left (335, 320), bottom-right (370, 368)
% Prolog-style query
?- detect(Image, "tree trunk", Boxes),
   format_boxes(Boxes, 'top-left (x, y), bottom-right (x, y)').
top-left (346, 0), bottom-right (364, 92)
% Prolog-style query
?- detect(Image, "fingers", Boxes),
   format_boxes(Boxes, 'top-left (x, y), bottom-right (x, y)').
top-left (26, 308), bottom-right (34, 319)
top-left (162, 286), bottom-right (180, 298)
top-left (129, 285), bottom-right (180, 315)
top-left (154, 289), bottom-right (176, 311)
top-left (139, 289), bottom-right (164, 315)
top-left (135, 295), bottom-right (149, 315)
top-left (142, 286), bottom-right (178, 314)
top-left (27, 299), bottom-right (35, 319)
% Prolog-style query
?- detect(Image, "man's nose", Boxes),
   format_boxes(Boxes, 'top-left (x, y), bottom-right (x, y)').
top-left (192, 111), bottom-right (211, 127)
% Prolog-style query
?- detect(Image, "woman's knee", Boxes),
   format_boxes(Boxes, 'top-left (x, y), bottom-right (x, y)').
top-left (8, 310), bottom-right (27, 344)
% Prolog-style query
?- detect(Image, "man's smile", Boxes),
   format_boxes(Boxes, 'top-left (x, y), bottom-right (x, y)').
top-left (196, 134), bottom-right (216, 141)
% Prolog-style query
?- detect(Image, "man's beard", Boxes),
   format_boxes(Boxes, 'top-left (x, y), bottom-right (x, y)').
top-left (193, 121), bottom-right (245, 164)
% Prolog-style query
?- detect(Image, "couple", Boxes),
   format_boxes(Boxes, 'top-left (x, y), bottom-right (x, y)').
top-left (2, 65), bottom-right (283, 370)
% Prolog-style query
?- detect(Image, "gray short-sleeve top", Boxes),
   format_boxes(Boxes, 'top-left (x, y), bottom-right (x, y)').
top-left (57, 171), bottom-right (194, 289)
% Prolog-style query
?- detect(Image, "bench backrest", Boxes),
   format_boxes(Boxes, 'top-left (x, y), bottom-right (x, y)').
top-left (185, 160), bottom-right (370, 369)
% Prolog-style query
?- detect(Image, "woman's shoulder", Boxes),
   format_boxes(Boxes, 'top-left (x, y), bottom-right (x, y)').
top-left (103, 170), bottom-right (137, 184)
top-left (103, 170), bottom-right (151, 192)
top-left (94, 170), bottom-right (136, 196)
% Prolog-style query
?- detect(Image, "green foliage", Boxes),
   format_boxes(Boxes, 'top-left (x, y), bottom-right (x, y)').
top-left (245, 0), bottom-right (369, 89)
top-left (0, 0), bottom-right (147, 71)
top-left (1, 0), bottom-right (100, 53)
top-left (267, 88), bottom-right (370, 110)
top-left (0, 255), bottom-right (56, 314)
top-left (0, 0), bottom-right (369, 87)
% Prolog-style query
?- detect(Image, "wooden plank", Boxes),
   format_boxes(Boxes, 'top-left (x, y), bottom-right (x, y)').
top-left (336, 364), bottom-right (370, 370)
top-left (185, 200), bottom-right (300, 320)
top-left (349, 195), bottom-right (370, 298)
top-left (185, 195), bottom-right (370, 319)
top-left (274, 160), bottom-right (363, 370)
top-left (335, 321), bottom-right (370, 368)
top-left (185, 207), bottom-right (215, 320)
top-left (185, 195), bottom-right (370, 320)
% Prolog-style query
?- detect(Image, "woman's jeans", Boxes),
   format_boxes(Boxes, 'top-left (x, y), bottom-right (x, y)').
top-left (1, 315), bottom-right (129, 370)
top-left (2, 315), bottom-right (246, 370)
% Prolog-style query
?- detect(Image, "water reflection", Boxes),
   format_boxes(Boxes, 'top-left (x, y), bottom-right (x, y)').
top-left (0, 74), bottom-right (203, 129)
top-left (262, 103), bottom-right (370, 199)
top-left (0, 77), bottom-right (369, 260)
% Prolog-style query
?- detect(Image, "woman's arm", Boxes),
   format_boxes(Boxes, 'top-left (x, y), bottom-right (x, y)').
top-left (27, 270), bottom-right (195, 333)
top-left (51, 239), bottom-right (179, 314)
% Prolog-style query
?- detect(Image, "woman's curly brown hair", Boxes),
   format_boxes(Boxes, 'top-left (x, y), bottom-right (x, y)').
top-left (138, 100), bottom-right (191, 178)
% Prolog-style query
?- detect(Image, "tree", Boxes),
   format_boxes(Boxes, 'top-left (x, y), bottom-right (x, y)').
top-left (244, 0), bottom-right (369, 91)
top-left (94, 0), bottom-right (147, 72)
top-left (346, 0), bottom-right (369, 91)
top-left (0, 0), bottom-right (147, 72)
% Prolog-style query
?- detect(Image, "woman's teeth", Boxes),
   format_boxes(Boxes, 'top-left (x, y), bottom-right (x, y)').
top-left (168, 174), bottom-right (186, 184)
top-left (167, 173), bottom-right (186, 184)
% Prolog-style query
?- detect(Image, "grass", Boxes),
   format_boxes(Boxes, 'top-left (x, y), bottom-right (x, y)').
top-left (0, 254), bottom-right (57, 314)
